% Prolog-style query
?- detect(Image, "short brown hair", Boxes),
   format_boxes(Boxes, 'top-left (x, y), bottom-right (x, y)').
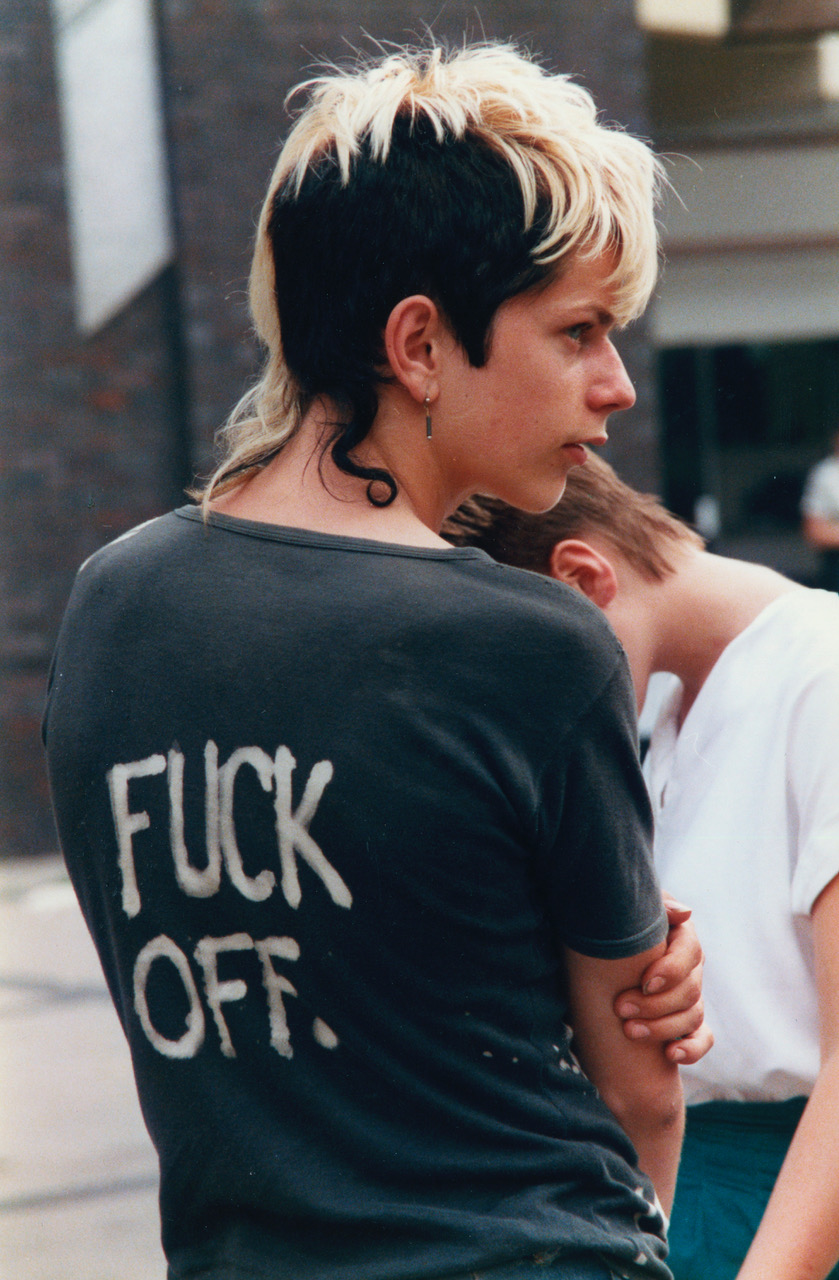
top-left (443, 450), bottom-right (702, 579)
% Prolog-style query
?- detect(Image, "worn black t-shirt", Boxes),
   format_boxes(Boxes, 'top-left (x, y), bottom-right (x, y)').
top-left (43, 508), bottom-right (670, 1280)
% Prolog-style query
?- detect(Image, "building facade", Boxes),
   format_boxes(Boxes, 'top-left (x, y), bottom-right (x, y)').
top-left (639, 0), bottom-right (839, 573)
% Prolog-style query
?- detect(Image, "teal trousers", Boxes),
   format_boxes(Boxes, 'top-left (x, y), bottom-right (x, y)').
top-left (667, 1097), bottom-right (839, 1280)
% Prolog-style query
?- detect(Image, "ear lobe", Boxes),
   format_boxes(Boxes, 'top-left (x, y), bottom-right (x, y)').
top-left (383, 295), bottom-right (445, 402)
top-left (548, 539), bottom-right (618, 609)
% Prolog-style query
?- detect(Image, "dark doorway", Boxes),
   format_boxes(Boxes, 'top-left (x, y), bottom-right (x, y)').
top-left (657, 339), bottom-right (839, 580)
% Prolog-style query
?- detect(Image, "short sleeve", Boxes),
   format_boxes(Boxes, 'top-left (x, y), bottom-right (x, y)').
top-left (788, 666), bottom-right (839, 915)
top-left (536, 661), bottom-right (667, 958)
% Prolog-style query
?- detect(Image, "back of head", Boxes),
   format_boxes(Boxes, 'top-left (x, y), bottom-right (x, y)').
top-left (444, 451), bottom-right (702, 578)
top-left (203, 41), bottom-right (665, 505)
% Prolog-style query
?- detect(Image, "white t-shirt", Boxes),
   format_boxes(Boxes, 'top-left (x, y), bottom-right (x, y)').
top-left (801, 455), bottom-right (839, 520)
top-left (644, 589), bottom-right (839, 1105)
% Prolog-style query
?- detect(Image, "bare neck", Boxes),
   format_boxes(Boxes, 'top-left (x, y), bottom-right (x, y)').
top-left (210, 406), bottom-right (452, 549)
top-left (649, 549), bottom-right (799, 724)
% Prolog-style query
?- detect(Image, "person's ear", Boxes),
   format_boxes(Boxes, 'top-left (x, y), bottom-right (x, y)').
top-left (548, 539), bottom-right (618, 609)
top-left (383, 295), bottom-right (447, 403)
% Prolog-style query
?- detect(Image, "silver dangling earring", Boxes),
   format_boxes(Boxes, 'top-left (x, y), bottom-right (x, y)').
top-left (424, 394), bottom-right (432, 440)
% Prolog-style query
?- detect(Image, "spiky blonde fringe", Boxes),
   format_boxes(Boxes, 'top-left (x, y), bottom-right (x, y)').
top-left (198, 42), bottom-right (666, 509)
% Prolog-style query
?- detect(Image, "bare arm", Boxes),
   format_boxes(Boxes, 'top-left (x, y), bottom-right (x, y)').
top-left (736, 873), bottom-right (839, 1280)
top-left (614, 895), bottom-right (714, 1065)
top-left (803, 513), bottom-right (839, 551)
top-left (565, 940), bottom-right (685, 1212)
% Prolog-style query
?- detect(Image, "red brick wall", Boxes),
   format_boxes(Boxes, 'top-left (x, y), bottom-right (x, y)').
top-left (2, 0), bottom-right (184, 853)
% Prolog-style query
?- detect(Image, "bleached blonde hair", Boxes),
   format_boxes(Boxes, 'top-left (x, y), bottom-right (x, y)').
top-left (200, 41), bottom-right (665, 506)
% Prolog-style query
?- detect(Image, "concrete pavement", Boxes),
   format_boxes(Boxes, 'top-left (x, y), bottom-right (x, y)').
top-left (0, 854), bottom-right (164, 1279)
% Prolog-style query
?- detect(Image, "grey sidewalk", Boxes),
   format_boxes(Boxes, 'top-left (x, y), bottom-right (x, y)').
top-left (0, 854), bottom-right (164, 1279)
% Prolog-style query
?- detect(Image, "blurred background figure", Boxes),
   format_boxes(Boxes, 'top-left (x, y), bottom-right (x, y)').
top-left (802, 429), bottom-right (839, 592)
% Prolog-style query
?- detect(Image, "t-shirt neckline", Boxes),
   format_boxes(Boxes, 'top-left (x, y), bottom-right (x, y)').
top-left (174, 504), bottom-right (491, 562)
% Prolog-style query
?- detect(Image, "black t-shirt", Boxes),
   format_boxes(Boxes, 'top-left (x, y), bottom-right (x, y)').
top-left (43, 508), bottom-right (670, 1280)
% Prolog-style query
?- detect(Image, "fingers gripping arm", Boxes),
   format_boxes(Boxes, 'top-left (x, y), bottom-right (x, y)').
top-left (565, 940), bottom-right (685, 1213)
top-left (614, 894), bottom-right (714, 1065)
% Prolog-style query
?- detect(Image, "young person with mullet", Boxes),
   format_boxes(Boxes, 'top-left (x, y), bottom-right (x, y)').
top-left (45, 42), bottom-right (707, 1280)
top-left (447, 454), bottom-right (839, 1280)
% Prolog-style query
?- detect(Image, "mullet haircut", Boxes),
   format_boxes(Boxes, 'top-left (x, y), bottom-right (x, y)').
top-left (444, 451), bottom-right (703, 579)
top-left (200, 42), bottom-right (665, 508)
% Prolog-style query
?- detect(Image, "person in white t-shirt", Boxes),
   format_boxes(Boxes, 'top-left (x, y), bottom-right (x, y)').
top-left (445, 453), bottom-right (839, 1280)
top-left (802, 430), bottom-right (839, 592)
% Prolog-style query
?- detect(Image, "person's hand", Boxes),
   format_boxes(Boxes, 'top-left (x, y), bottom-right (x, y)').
top-left (613, 893), bottom-right (713, 1064)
